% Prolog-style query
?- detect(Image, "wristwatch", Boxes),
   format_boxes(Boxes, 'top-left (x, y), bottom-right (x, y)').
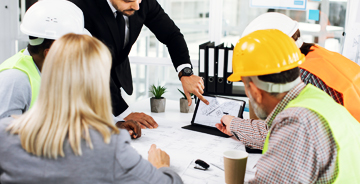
top-left (178, 67), bottom-right (193, 80)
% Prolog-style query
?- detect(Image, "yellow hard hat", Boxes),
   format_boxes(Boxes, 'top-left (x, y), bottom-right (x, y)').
top-left (227, 29), bottom-right (305, 82)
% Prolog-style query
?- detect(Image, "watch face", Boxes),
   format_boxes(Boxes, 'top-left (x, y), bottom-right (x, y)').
top-left (184, 68), bottom-right (192, 74)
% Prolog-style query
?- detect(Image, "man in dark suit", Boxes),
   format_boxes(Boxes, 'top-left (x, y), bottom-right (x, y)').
top-left (69, 0), bottom-right (209, 128)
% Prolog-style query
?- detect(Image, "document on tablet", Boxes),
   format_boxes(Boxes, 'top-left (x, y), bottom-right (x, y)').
top-left (194, 96), bottom-right (244, 128)
top-left (182, 95), bottom-right (245, 137)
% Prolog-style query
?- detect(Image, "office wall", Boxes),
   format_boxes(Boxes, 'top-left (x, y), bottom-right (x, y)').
top-left (0, 0), bottom-right (19, 63)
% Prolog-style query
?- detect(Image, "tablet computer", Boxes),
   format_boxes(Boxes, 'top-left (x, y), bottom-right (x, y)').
top-left (182, 95), bottom-right (246, 137)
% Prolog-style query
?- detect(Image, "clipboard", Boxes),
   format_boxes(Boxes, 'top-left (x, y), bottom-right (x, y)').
top-left (182, 95), bottom-right (246, 138)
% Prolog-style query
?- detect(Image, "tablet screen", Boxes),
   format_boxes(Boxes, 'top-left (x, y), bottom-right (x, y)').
top-left (193, 96), bottom-right (245, 128)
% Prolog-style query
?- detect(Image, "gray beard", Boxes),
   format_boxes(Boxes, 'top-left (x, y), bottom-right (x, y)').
top-left (248, 93), bottom-right (268, 120)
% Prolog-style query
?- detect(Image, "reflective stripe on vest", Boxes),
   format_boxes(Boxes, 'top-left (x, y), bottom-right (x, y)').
top-left (300, 45), bottom-right (360, 122)
top-left (263, 84), bottom-right (360, 183)
top-left (0, 49), bottom-right (41, 108)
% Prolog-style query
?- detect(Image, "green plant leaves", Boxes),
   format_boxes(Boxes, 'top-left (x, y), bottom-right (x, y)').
top-left (149, 84), bottom-right (167, 99)
top-left (177, 88), bottom-right (194, 100)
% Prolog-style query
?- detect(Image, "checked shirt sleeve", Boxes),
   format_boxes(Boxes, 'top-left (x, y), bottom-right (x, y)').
top-left (229, 118), bottom-right (268, 150)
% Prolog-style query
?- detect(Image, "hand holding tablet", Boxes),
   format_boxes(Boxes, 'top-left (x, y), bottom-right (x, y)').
top-left (182, 95), bottom-right (246, 137)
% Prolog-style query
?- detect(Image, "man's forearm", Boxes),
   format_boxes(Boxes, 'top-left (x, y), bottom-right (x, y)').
top-left (230, 118), bottom-right (268, 149)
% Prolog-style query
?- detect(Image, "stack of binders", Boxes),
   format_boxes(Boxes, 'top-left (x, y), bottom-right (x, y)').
top-left (198, 42), bottom-right (234, 95)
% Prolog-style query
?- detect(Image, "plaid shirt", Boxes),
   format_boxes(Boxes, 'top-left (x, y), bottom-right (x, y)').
top-left (300, 68), bottom-right (343, 105)
top-left (230, 83), bottom-right (338, 183)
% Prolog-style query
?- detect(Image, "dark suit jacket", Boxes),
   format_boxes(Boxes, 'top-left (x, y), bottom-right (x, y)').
top-left (69, 0), bottom-right (191, 116)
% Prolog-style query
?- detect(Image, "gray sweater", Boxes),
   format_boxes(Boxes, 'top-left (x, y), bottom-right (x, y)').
top-left (0, 117), bottom-right (183, 184)
top-left (0, 48), bottom-right (37, 119)
top-left (0, 68), bottom-right (121, 123)
top-left (0, 69), bottom-right (32, 119)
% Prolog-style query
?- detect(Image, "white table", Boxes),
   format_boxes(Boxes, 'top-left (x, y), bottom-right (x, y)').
top-left (129, 98), bottom-right (260, 184)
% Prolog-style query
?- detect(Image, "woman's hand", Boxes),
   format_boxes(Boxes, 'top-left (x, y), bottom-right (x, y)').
top-left (148, 144), bottom-right (170, 169)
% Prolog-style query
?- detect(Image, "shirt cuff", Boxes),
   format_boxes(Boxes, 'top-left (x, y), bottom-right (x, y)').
top-left (229, 117), bottom-right (267, 150)
top-left (112, 108), bottom-right (132, 124)
top-left (112, 114), bottom-right (123, 124)
top-left (118, 107), bottom-right (132, 120)
top-left (176, 64), bottom-right (192, 74)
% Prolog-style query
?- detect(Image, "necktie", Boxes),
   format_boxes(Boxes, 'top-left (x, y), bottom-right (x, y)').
top-left (115, 11), bottom-right (125, 49)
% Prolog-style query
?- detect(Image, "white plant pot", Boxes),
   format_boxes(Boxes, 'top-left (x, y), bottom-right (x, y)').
top-left (150, 97), bottom-right (166, 113)
top-left (180, 98), bottom-right (195, 113)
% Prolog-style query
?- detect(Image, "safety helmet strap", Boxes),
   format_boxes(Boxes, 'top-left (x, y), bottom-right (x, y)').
top-left (250, 76), bottom-right (301, 93)
top-left (29, 38), bottom-right (45, 46)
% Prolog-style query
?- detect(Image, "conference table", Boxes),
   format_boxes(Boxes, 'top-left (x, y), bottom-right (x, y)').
top-left (129, 98), bottom-right (261, 184)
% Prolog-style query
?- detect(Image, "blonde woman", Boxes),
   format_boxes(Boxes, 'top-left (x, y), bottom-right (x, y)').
top-left (0, 34), bottom-right (182, 184)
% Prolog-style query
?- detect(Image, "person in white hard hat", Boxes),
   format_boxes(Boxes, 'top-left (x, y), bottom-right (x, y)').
top-left (0, 0), bottom-right (141, 139)
top-left (0, 0), bottom-right (90, 119)
top-left (217, 12), bottom-right (360, 151)
top-left (241, 12), bottom-right (360, 122)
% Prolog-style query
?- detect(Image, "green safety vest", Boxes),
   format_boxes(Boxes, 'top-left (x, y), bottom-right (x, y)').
top-left (262, 84), bottom-right (360, 183)
top-left (0, 49), bottom-right (41, 109)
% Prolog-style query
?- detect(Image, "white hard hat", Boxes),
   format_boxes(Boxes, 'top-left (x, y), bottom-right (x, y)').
top-left (20, 0), bottom-right (91, 44)
top-left (241, 12), bottom-right (303, 48)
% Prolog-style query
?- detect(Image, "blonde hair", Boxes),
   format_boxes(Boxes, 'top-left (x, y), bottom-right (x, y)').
top-left (7, 33), bottom-right (119, 159)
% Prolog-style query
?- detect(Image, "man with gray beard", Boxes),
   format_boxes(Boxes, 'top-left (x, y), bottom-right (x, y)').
top-left (215, 29), bottom-right (360, 183)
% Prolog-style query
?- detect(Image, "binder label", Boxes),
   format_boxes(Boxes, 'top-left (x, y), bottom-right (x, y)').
top-left (227, 50), bottom-right (233, 73)
top-left (208, 48), bottom-right (215, 76)
top-left (218, 49), bottom-right (225, 78)
top-left (199, 49), bottom-right (205, 73)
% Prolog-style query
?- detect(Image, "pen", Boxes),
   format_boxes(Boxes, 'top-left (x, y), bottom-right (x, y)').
top-left (129, 129), bottom-right (138, 138)
top-left (222, 122), bottom-right (240, 140)
top-left (231, 131), bottom-right (240, 141)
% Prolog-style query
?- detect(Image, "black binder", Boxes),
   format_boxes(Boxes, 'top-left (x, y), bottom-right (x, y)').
top-left (207, 44), bottom-right (216, 93)
top-left (216, 44), bottom-right (225, 94)
top-left (224, 44), bottom-right (234, 95)
top-left (199, 41), bottom-right (214, 92)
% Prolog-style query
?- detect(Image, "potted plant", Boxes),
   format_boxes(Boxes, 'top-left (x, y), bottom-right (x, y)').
top-left (178, 89), bottom-right (195, 113)
top-left (149, 84), bottom-right (167, 113)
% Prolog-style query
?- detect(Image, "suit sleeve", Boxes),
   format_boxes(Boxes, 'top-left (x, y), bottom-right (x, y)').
top-left (143, 0), bottom-right (192, 70)
top-left (110, 77), bottom-right (129, 116)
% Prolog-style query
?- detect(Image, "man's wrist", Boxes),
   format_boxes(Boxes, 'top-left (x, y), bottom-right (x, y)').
top-left (118, 108), bottom-right (132, 119)
top-left (178, 67), bottom-right (193, 80)
top-left (115, 121), bottom-right (126, 128)
top-left (176, 64), bottom-right (192, 74)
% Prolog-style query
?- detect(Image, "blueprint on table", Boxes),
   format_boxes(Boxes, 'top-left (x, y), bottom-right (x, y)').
top-left (130, 117), bottom-right (259, 184)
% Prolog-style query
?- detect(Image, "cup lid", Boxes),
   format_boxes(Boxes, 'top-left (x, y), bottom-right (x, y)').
top-left (223, 150), bottom-right (249, 159)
